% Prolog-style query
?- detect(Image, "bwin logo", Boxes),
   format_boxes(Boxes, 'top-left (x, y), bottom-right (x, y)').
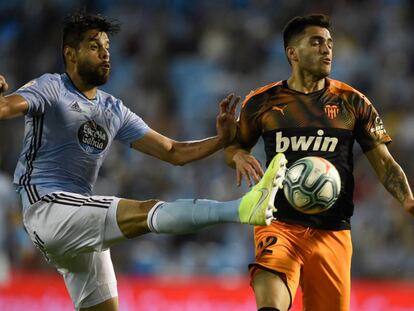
top-left (275, 130), bottom-right (338, 152)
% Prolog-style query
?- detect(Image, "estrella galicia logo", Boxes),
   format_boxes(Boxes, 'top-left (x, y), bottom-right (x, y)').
top-left (78, 120), bottom-right (109, 154)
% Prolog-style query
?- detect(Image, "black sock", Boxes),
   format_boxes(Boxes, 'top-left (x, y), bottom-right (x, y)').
top-left (258, 308), bottom-right (281, 311)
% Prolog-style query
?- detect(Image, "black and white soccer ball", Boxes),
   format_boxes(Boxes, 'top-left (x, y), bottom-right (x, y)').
top-left (283, 156), bottom-right (341, 214)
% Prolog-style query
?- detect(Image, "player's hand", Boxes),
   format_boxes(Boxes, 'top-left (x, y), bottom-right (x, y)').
top-left (0, 75), bottom-right (8, 95)
top-left (232, 149), bottom-right (264, 187)
top-left (216, 94), bottom-right (241, 147)
top-left (403, 197), bottom-right (414, 216)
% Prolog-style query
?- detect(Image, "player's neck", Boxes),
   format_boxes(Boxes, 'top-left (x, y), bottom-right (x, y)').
top-left (287, 73), bottom-right (326, 94)
top-left (66, 72), bottom-right (98, 100)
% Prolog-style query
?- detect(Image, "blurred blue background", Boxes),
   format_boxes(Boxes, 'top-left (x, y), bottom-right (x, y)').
top-left (0, 0), bottom-right (413, 283)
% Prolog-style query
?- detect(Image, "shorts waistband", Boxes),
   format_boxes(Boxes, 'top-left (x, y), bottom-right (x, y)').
top-left (19, 186), bottom-right (42, 210)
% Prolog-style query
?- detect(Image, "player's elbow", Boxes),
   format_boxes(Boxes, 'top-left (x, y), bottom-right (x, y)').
top-left (165, 155), bottom-right (187, 166)
top-left (164, 144), bottom-right (188, 166)
top-left (168, 151), bottom-right (188, 166)
top-left (170, 158), bottom-right (187, 166)
top-left (0, 108), bottom-right (7, 120)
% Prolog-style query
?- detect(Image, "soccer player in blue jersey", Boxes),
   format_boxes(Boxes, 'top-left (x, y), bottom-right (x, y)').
top-left (0, 13), bottom-right (287, 311)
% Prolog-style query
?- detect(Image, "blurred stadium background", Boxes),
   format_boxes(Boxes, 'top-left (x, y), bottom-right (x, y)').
top-left (0, 0), bottom-right (413, 310)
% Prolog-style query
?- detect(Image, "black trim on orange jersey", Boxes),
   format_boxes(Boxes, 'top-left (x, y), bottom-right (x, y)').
top-left (281, 79), bottom-right (329, 96)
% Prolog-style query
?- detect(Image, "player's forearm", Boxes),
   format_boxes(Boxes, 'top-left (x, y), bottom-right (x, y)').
top-left (0, 94), bottom-right (29, 120)
top-left (381, 159), bottom-right (413, 205)
top-left (170, 136), bottom-right (224, 165)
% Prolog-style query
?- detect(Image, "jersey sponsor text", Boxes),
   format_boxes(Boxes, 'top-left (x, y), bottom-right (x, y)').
top-left (275, 129), bottom-right (338, 153)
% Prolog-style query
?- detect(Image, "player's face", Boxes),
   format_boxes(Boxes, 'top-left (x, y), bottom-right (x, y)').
top-left (293, 26), bottom-right (333, 79)
top-left (75, 30), bottom-right (111, 86)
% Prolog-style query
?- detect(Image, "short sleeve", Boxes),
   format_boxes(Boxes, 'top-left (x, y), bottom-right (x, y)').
top-left (14, 73), bottom-right (60, 116)
top-left (115, 103), bottom-right (150, 144)
top-left (354, 95), bottom-right (392, 152)
top-left (237, 93), bottom-right (263, 149)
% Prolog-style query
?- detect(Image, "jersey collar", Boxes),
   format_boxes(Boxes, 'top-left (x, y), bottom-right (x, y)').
top-left (63, 72), bottom-right (98, 102)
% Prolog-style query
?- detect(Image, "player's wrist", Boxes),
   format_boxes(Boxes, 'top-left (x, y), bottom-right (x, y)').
top-left (216, 134), bottom-right (232, 148)
top-left (232, 149), bottom-right (249, 164)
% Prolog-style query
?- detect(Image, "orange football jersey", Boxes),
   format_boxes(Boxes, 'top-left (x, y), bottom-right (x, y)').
top-left (238, 79), bottom-right (391, 230)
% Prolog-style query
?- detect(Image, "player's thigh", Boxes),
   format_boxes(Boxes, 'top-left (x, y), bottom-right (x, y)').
top-left (250, 223), bottom-right (303, 310)
top-left (301, 230), bottom-right (352, 311)
top-left (115, 198), bottom-right (159, 238)
top-left (23, 193), bottom-right (160, 253)
top-left (253, 270), bottom-right (291, 311)
top-left (55, 249), bottom-right (118, 310)
top-left (80, 297), bottom-right (119, 311)
top-left (23, 192), bottom-right (116, 256)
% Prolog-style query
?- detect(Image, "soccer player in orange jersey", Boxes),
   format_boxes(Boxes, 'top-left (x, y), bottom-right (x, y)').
top-left (225, 14), bottom-right (414, 311)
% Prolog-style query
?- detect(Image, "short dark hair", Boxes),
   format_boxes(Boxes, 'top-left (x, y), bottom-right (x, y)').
top-left (283, 14), bottom-right (331, 50)
top-left (62, 12), bottom-right (121, 64)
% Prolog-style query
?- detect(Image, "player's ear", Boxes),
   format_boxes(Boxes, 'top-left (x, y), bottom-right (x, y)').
top-left (286, 46), bottom-right (298, 63)
top-left (63, 46), bottom-right (76, 64)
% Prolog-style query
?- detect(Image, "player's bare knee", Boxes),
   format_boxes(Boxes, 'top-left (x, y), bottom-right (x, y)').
top-left (116, 199), bottom-right (160, 238)
top-left (253, 270), bottom-right (290, 311)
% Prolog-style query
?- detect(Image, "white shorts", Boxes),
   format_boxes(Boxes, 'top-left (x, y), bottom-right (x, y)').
top-left (21, 191), bottom-right (127, 310)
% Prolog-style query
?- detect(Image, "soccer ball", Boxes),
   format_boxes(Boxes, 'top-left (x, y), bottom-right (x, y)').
top-left (283, 156), bottom-right (341, 214)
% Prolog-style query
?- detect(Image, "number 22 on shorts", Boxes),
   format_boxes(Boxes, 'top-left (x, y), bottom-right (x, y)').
top-left (257, 236), bottom-right (277, 259)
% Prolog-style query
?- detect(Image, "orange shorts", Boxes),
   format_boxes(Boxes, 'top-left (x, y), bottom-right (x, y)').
top-left (249, 221), bottom-right (352, 311)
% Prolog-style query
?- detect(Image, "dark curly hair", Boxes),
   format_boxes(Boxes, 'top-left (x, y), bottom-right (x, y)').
top-left (62, 11), bottom-right (121, 64)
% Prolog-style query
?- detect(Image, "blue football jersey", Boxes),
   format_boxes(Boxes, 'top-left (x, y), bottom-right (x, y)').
top-left (13, 73), bottom-right (150, 208)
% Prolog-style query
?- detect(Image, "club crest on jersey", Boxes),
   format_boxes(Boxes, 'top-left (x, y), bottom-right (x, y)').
top-left (324, 104), bottom-right (339, 119)
top-left (78, 120), bottom-right (109, 155)
top-left (275, 129), bottom-right (338, 152)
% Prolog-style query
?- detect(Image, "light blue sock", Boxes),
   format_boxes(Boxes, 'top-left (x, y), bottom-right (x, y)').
top-left (147, 198), bottom-right (242, 234)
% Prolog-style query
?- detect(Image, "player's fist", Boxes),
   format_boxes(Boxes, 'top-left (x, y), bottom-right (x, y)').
top-left (0, 75), bottom-right (8, 94)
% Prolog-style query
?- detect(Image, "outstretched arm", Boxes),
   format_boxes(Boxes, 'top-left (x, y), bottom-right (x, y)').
top-left (365, 143), bottom-right (414, 215)
top-left (0, 75), bottom-right (29, 119)
top-left (131, 94), bottom-right (240, 166)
